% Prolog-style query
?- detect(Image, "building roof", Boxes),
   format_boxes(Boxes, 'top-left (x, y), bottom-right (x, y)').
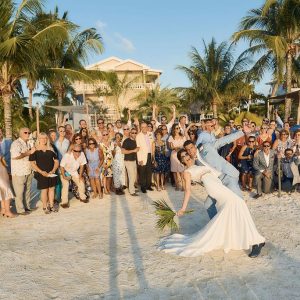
top-left (86, 56), bottom-right (162, 74)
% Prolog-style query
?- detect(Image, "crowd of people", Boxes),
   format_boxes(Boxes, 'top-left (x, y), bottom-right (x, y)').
top-left (0, 106), bottom-right (299, 218)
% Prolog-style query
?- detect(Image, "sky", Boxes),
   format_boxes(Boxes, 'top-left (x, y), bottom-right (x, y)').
top-left (41, 0), bottom-right (270, 95)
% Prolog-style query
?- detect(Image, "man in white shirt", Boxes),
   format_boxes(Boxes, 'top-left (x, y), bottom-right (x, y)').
top-left (136, 122), bottom-right (153, 193)
top-left (10, 128), bottom-right (35, 215)
top-left (60, 144), bottom-right (87, 208)
top-left (253, 141), bottom-right (276, 198)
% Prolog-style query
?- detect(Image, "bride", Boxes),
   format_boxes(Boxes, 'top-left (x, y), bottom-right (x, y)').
top-left (158, 149), bottom-right (265, 258)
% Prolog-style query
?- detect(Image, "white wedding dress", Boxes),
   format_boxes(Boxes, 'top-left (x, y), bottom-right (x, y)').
top-left (158, 165), bottom-right (265, 256)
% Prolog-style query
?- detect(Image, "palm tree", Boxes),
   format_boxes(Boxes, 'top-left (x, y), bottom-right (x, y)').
top-left (96, 72), bottom-right (141, 119)
top-left (178, 38), bottom-right (250, 117)
top-left (233, 0), bottom-right (300, 121)
top-left (135, 86), bottom-right (181, 118)
top-left (0, 0), bottom-right (69, 138)
top-left (42, 8), bottom-right (106, 125)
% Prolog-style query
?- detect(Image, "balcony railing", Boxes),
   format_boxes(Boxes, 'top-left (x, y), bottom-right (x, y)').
top-left (73, 82), bottom-right (156, 93)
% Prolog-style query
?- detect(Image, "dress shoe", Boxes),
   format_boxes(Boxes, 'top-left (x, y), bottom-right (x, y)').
top-left (253, 194), bottom-right (262, 199)
top-left (130, 193), bottom-right (139, 197)
top-left (80, 199), bottom-right (89, 203)
top-left (18, 211), bottom-right (30, 216)
top-left (141, 188), bottom-right (147, 193)
top-left (60, 203), bottom-right (70, 209)
top-left (249, 242), bottom-right (265, 258)
top-left (25, 207), bottom-right (38, 212)
top-left (147, 187), bottom-right (154, 191)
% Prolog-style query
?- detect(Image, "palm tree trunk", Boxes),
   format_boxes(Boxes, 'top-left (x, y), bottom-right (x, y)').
top-left (285, 51), bottom-right (293, 121)
top-left (3, 92), bottom-right (12, 139)
top-left (212, 99), bottom-right (218, 118)
top-left (57, 91), bottom-right (64, 125)
top-left (28, 87), bottom-right (34, 119)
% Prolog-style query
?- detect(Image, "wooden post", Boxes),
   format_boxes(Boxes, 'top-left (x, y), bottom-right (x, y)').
top-left (297, 91), bottom-right (300, 124)
top-left (278, 158), bottom-right (281, 198)
top-left (36, 103), bottom-right (40, 135)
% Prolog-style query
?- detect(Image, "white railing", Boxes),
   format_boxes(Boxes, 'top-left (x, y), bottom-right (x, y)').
top-left (73, 82), bottom-right (156, 92)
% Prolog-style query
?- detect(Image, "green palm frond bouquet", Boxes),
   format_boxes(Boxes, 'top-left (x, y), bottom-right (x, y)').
top-left (153, 199), bottom-right (194, 232)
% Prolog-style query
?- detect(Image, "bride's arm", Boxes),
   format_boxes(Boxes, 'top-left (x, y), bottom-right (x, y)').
top-left (177, 171), bottom-right (191, 216)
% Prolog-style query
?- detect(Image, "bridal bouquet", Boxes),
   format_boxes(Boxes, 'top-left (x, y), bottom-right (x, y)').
top-left (152, 199), bottom-right (194, 232)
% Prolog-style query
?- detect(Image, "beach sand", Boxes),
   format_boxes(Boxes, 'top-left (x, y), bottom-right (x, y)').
top-left (1, 184), bottom-right (299, 299)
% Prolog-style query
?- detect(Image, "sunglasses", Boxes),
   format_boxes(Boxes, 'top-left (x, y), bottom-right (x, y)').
top-left (131, 132), bottom-right (137, 134)
top-left (75, 137), bottom-right (82, 140)
top-left (175, 127), bottom-right (180, 130)
top-left (248, 140), bottom-right (255, 143)
top-left (73, 150), bottom-right (81, 153)
top-left (23, 131), bottom-right (31, 134)
top-left (263, 145), bottom-right (270, 148)
top-left (102, 134), bottom-right (108, 136)
top-left (123, 128), bottom-right (129, 131)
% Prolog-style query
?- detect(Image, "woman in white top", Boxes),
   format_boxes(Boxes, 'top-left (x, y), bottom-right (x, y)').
top-left (158, 149), bottom-right (265, 258)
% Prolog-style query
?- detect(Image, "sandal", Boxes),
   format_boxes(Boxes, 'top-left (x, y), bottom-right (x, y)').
top-left (43, 207), bottom-right (51, 214)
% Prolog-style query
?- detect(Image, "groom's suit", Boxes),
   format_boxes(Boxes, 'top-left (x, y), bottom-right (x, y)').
top-left (196, 130), bottom-right (244, 219)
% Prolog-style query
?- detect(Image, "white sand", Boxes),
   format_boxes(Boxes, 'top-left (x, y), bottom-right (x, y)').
top-left (1, 184), bottom-right (300, 300)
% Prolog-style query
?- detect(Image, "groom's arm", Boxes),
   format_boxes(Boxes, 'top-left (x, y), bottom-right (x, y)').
top-left (213, 130), bottom-right (244, 150)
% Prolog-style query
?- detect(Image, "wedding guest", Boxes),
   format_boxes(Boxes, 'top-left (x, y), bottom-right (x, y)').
top-left (268, 120), bottom-right (278, 143)
top-left (71, 133), bottom-right (83, 148)
top-left (60, 144), bottom-right (88, 208)
top-left (218, 124), bottom-right (236, 164)
top-left (0, 155), bottom-right (17, 218)
top-left (122, 125), bottom-right (131, 139)
top-left (238, 136), bottom-right (256, 191)
top-left (96, 118), bottom-right (105, 141)
top-left (178, 115), bottom-right (187, 135)
top-left (114, 119), bottom-right (123, 134)
top-left (152, 129), bottom-right (169, 191)
top-left (186, 129), bottom-right (198, 144)
top-left (168, 123), bottom-right (186, 191)
top-left (78, 119), bottom-right (88, 131)
top-left (48, 129), bottom-right (57, 144)
top-left (100, 130), bottom-right (114, 194)
top-left (55, 126), bottom-right (70, 162)
top-left (253, 141), bottom-right (276, 198)
top-left (136, 122), bottom-right (154, 193)
top-left (85, 137), bottom-right (103, 199)
top-left (152, 104), bottom-right (176, 132)
top-left (0, 127), bottom-right (12, 173)
top-left (147, 122), bottom-right (155, 141)
top-left (122, 128), bottom-right (139, 196)
top-left (257, 125), bottom-right (272, 149)
top-left (112, 133), bottom-right (125, 195)
top-left (292, 129), bottom-right (300, 158)
top-left (278, 148), bottom-right (300, 193)
top-left (107, 123), bottom-right (115, 141)
top-left (29, 133), bottom-right (59, 214)
top-left (65, 124), bottom-right (74, 141)
top-left (10, 128), bottom-right (35, 215)
top-left (272, 129), bottom-right (293, 156)
top-left (79, 128), bottom-right (89, 149)
top-left (212, 118), bottom-right (224, 138)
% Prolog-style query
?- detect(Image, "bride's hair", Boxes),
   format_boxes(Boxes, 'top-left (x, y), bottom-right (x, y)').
top-left (177, 148), bottom-right (187, 165)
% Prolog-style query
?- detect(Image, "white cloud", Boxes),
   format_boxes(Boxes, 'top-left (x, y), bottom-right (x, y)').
top-left (95, 20), bottom-right (136, 53)
top-left (114, 33), bottom-right (135, 52)
top-left (95, 20), bottom-right (107, 32)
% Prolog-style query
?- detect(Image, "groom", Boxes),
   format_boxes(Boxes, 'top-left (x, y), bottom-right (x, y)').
top-left (185, 124), bottom-right (252, 218)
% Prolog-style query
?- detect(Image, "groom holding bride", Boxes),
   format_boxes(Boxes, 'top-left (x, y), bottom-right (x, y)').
top-left (158, 123), bottom-right (265, 258)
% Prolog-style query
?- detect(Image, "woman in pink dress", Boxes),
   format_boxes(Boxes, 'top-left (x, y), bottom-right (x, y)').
top-left (0, 156), bottom-right (17, 218)
top-left (168, 124), bottom-right (186, 191)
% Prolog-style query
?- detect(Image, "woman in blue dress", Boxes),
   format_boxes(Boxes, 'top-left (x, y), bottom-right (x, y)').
top-left (85, 137), bottom-right (104, 199)
top-left (238, 136), bottom-right (256, 191)
top-left (152, 129), bottom-right (170, 190)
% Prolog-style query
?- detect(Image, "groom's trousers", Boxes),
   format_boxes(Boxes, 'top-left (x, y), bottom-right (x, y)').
top-left (206, 174), bottom-right (242, 219)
